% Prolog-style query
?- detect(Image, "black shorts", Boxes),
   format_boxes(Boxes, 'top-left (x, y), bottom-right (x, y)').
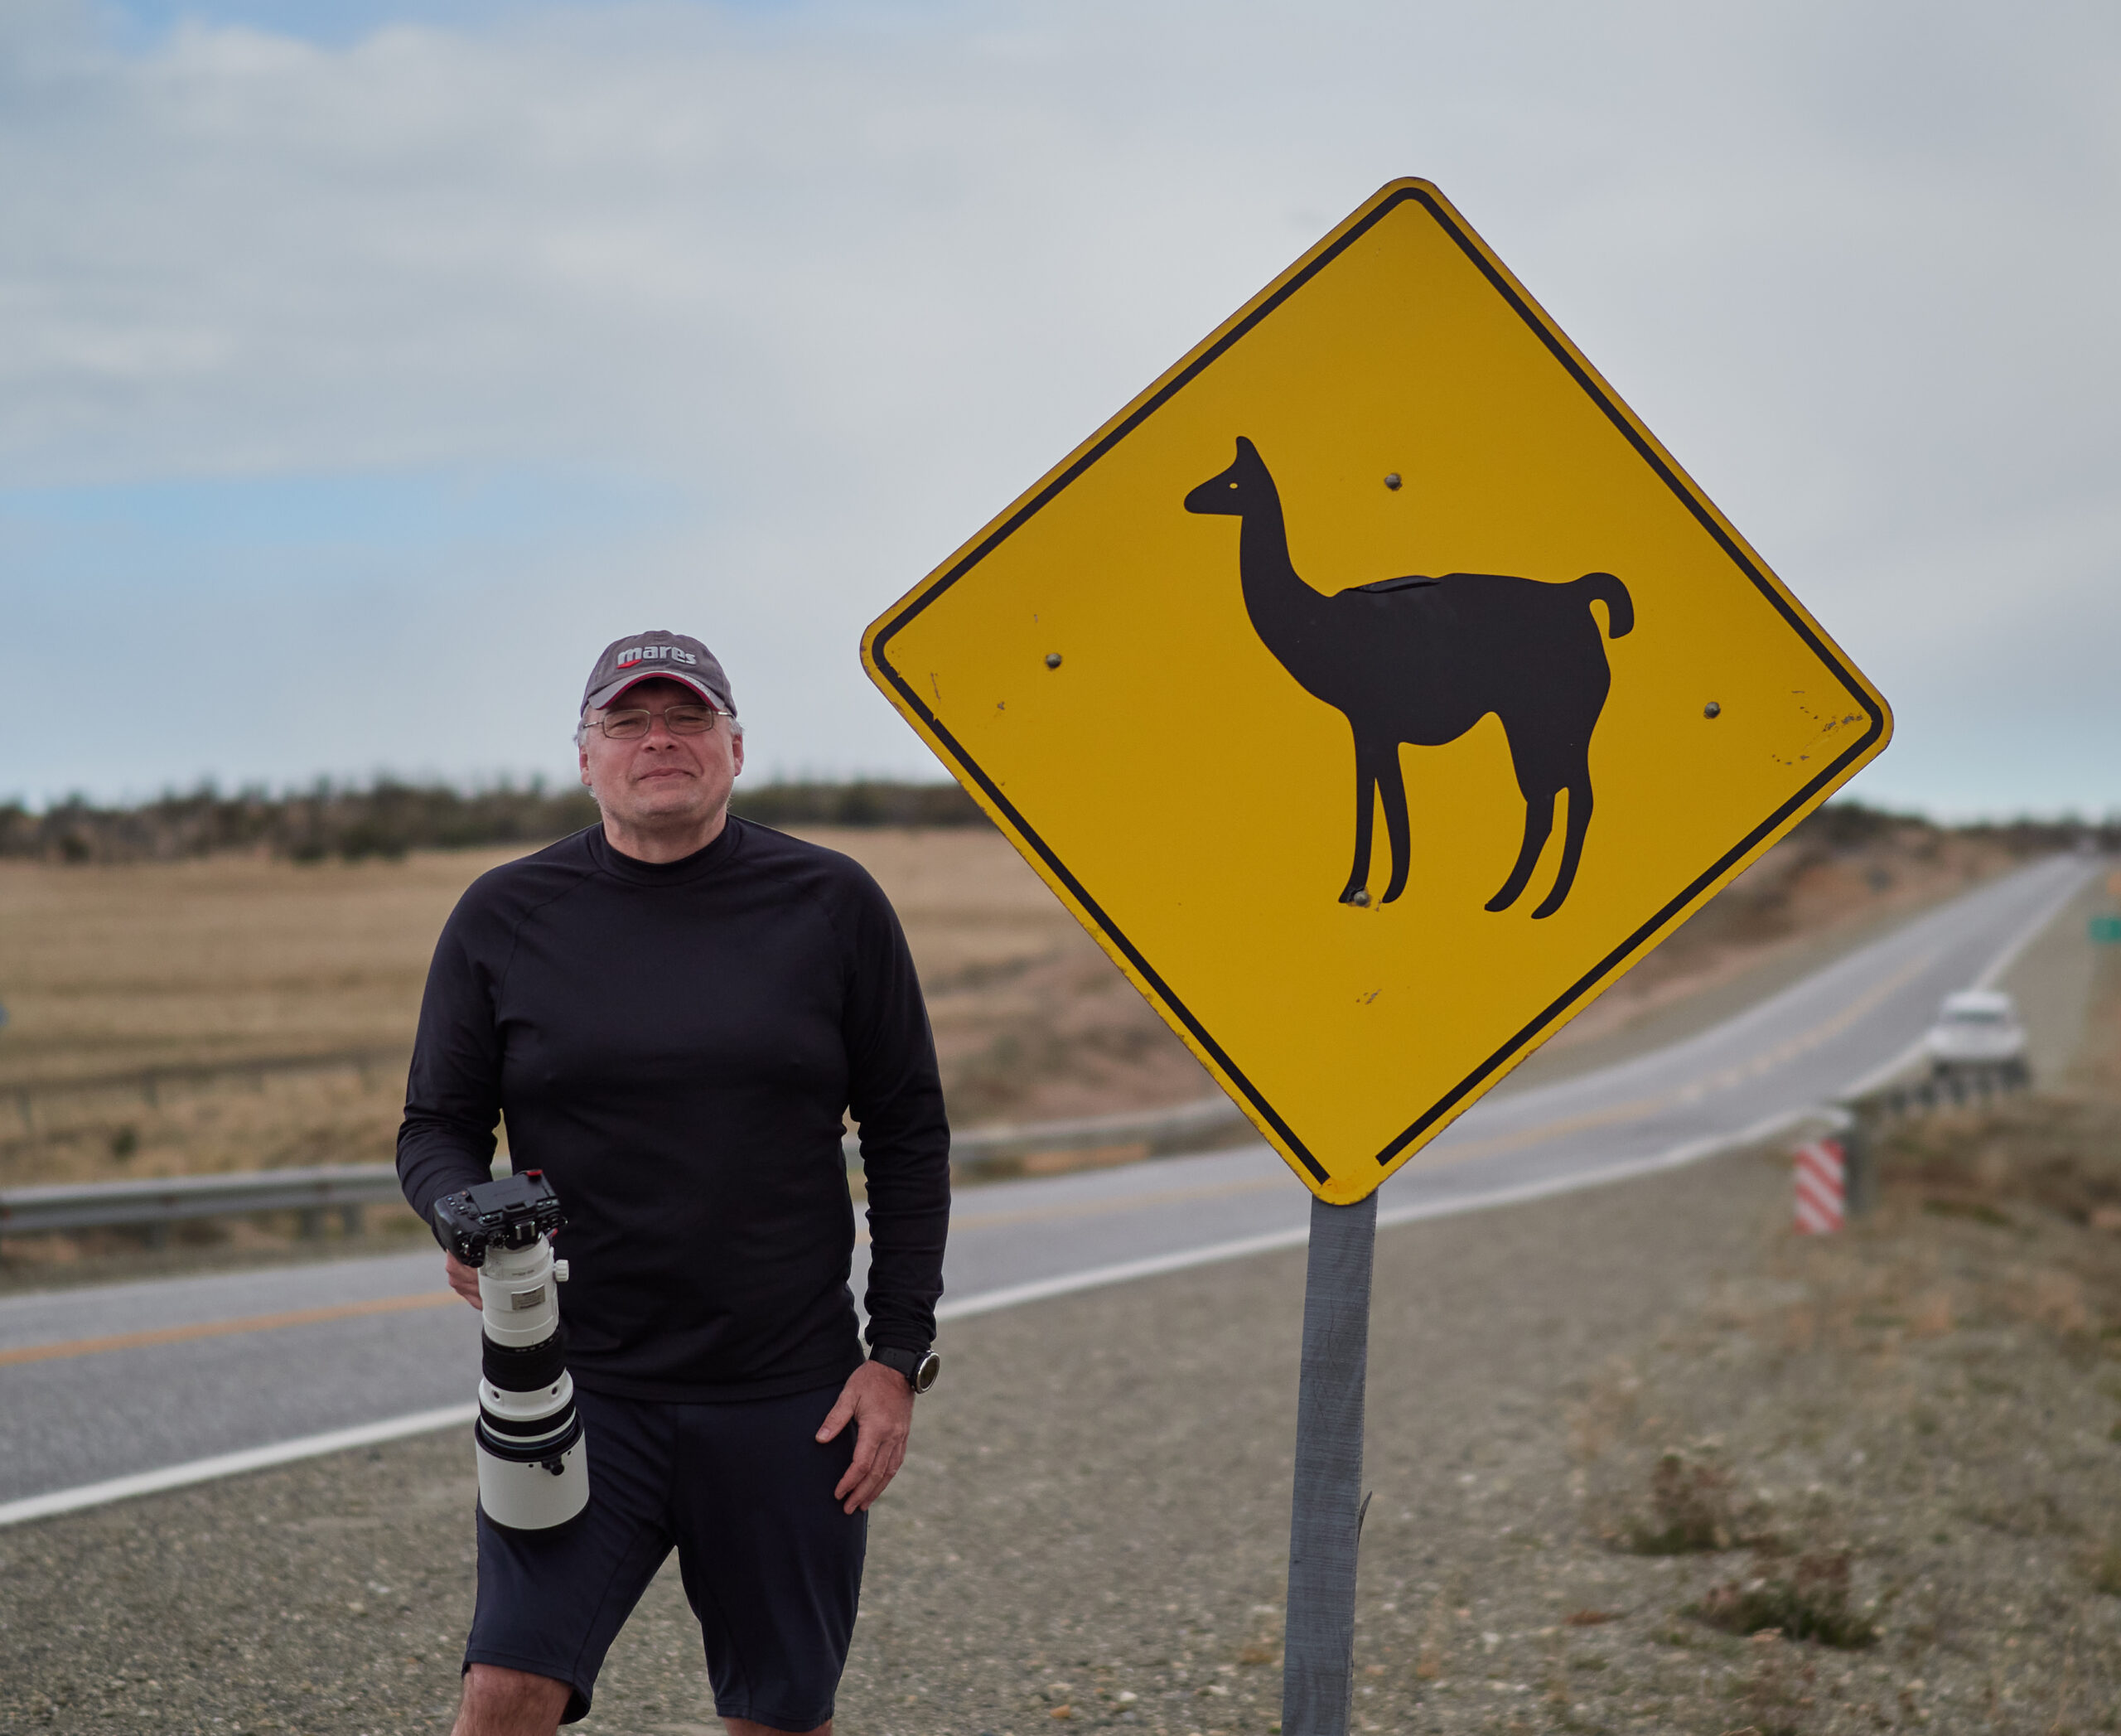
top-left (464, 1382), bottom-right (867, 1729)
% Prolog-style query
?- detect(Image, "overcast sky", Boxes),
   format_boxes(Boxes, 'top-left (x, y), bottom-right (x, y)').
top-left (2, 0), bottom-right (2115, 818)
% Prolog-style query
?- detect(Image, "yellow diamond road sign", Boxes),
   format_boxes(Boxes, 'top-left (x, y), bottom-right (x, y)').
top-left (862, 178), bottom-right (1892, 1204)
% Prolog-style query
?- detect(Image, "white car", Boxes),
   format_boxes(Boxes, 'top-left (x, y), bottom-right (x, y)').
top-left (1922, 989), bottom-right (2027, 1073)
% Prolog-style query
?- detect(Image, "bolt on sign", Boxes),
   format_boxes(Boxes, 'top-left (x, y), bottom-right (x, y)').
top-left (862, 178), bottom-right (1892, 1204)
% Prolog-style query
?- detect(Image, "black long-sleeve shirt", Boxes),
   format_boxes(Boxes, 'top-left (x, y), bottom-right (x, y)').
top-left (395, 820), bottom-right (950, 1403)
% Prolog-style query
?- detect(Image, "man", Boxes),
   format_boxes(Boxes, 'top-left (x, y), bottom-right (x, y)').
top-left (397, 631), bottom-right (950, 1736)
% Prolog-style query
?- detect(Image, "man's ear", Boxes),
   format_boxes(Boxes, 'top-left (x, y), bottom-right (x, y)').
top-left (730, 733), bottom-right (745, 778)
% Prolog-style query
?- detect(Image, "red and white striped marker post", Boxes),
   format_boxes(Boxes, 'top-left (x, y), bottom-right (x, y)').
top-left (1793, 1137), bottom-right (1846, 1234)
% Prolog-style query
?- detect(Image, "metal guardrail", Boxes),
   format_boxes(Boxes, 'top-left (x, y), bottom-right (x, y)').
top-left (0, 1093), bottom-right (1254, 1241)
top-left (1825, 1060), bottom-right (2032, 1218)
top-left (0, 1163), bottom-right (405, 1244)
top-left (0, 1052), bottom-right (2038, 1242)
top-left (1850, 1060), bottom-right (2030, 1119)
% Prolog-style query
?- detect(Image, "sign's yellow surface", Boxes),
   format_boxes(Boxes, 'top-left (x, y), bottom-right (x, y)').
top-left (862, 179), bottom-right (1891, 1203)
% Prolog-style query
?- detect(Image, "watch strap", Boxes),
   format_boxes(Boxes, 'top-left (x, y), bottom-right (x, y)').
top-left (870, 1344), bottom-right (922, 1379)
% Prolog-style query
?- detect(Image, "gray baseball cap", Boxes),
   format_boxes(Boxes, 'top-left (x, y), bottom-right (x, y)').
top-left (581, 631), bottom-right (736, 715)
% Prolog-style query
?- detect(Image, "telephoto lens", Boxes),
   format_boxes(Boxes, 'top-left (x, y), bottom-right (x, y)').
top-left (434, 1171), bottom-right (591, 1530)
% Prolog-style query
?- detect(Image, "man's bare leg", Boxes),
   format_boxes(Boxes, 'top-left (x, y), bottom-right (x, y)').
top-left (723, 1721), bottom-right (829, 1736)
top-left (453, 1664), bottom-right (572, 1736)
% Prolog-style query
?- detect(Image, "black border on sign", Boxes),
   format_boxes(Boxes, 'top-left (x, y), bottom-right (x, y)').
top-left (870, 185), bottom-right (1887, 1187)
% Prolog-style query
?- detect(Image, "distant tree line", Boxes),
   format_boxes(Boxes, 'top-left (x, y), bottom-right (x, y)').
top-left (730, 781), bottom-right (988, 829)
top-left (1793, 802), bottom-right (2119, 858)
top-left (0, 777), bottom-right (988, 864)
top-left (0, 780), bottom-right (2106, 867)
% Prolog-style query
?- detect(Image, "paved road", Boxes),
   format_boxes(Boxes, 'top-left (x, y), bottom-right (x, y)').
top-left (0, 853), bottom-right (2090, 1520)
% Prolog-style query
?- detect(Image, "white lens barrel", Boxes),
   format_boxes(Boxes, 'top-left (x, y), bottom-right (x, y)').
top-left (473, 1236), bottom-right (590, 1530)
top-left (474, 1420), bottom-right (589, 1531)
top-left (477, 1240), bottom-right (563, 1347)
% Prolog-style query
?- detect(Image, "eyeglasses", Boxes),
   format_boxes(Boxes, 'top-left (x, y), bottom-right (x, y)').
top-left (587, 704), bottom-right (730, 740)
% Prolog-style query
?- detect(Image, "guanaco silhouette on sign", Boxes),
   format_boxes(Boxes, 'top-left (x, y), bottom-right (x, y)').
top-left (1184, 437), bottom-right (1634, 919)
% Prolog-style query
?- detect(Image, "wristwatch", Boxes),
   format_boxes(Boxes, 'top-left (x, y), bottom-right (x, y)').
top-left (870, 1343), bottom-right (942, 1394)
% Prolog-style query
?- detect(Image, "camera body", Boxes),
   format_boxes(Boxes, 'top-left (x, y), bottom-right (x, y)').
top-left (436, 1171), bottom-right (590, 1531)
top-left (435, 1169), bottom-right (568, 1265)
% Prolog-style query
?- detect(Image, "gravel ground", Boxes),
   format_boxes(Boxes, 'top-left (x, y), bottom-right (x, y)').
top-left (6, 1069), bottom-right (2119, 1736)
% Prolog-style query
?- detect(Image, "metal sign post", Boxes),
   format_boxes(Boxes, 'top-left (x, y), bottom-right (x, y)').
top-left (1282, 1193), bottom-right (1378, 1736)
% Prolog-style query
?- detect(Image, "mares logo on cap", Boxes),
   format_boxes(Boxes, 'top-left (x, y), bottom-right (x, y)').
top-left (583, 631), bottom-right (736, 717)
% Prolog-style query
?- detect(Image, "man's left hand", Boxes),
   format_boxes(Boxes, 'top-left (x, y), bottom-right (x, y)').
top-left (816, 1359), bottom-right (915, 1514)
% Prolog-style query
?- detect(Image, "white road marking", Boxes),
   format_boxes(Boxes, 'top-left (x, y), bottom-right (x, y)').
top-left (0, 1405), bottom-right (477, 1530)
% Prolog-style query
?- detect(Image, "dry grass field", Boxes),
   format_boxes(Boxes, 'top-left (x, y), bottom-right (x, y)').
top-left (0, 827), bottom-right (1196, 1201)
top-left (0, 815), bottom-right (2027, 1207)
top-left (0, 848), bottom-right (518, 1195)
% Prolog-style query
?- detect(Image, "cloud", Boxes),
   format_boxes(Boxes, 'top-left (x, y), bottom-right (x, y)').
top-left (0, 0), bottom-right (2115, 810)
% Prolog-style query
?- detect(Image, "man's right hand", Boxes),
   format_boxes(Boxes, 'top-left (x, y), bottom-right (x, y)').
top-left (445, 1251), bottom-right (482, 1308)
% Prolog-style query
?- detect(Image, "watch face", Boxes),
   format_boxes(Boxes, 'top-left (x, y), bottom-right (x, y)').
top-left (912, 1351), bottom-right (942, 1394)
